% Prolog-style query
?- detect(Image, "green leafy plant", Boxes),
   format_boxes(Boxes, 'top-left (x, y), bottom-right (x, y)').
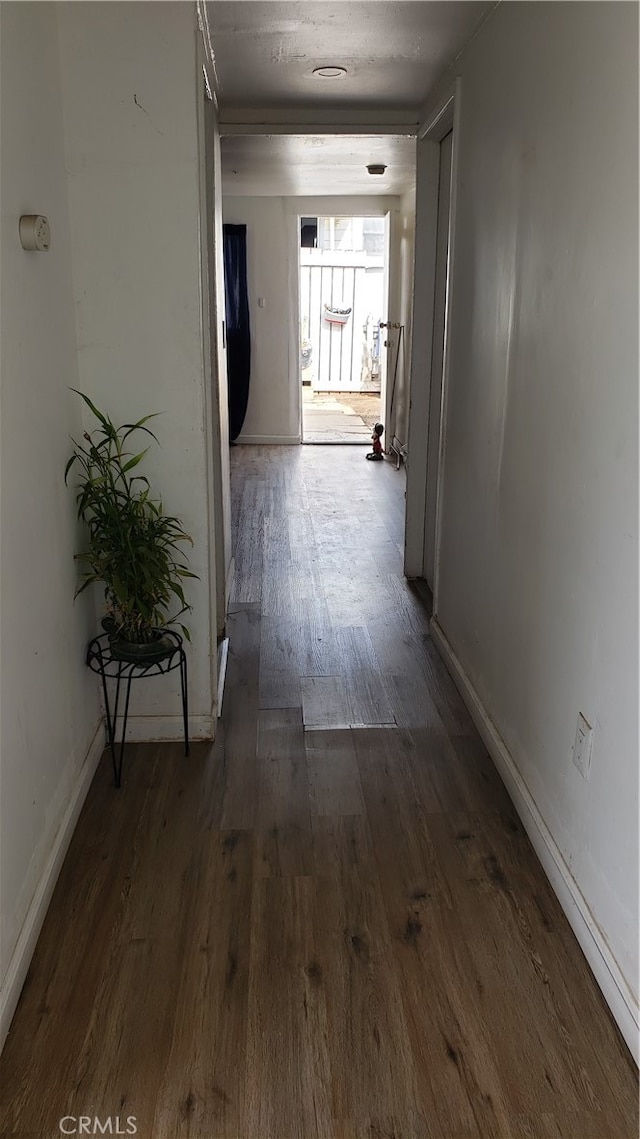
top-left (65, 391), bottom-right (198, 643)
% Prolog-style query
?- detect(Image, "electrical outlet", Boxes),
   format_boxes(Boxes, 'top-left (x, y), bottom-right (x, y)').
top-left (572, 712), bottom-right (594, 779)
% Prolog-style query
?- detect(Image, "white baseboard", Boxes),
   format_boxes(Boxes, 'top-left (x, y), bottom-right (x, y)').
top-left (122, 714), bottom-right (215, 743)
top-left (430, 616), bottom-right (639, 1064)
top-left (0, 719), bottom-right (105, 1052)
top-left (236, 434), bottom-right (300, 445)
top-left (217, 637), bottom-right (230, 717)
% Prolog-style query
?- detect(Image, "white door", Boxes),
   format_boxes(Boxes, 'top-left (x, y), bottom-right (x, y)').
top-left (423, 129), bottom-right (453, 590)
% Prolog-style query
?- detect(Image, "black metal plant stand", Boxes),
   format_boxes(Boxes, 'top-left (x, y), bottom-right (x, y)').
top-left (86, 629), bottom-right (189, 788)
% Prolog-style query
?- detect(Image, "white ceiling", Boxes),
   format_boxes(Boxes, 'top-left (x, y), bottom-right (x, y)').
top-left (207, 1), bottom-right (493, 110)
top-left (222, 134), bottom-right (417, 196)
top-left (209, 1), bottom-right (494, 197)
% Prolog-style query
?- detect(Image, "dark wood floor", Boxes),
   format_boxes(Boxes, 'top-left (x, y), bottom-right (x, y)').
top-left (1, 445), bottom-right (636, 1138)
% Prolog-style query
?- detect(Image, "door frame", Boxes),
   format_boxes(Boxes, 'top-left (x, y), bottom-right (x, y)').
top-left (423, 127), bottom-right (453, 592)
top-left (196, 6), bottom-right (233, 677)
top-left (404, 78), bottom-right (461, 620)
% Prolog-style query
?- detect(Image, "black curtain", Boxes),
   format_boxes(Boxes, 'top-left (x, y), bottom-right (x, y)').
top-left (223, 224), bottom-right (251, 442)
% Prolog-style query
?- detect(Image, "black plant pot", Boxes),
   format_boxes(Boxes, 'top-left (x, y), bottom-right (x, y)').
top-left (107, 628), bottom-right (176, 665)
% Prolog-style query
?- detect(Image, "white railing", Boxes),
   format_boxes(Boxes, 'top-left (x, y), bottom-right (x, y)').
top-left (300, 249), bottom-right (384, 392)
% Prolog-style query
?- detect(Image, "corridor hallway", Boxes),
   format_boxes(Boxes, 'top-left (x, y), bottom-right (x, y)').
top-left (0, 446), bottom-right (636, 1138)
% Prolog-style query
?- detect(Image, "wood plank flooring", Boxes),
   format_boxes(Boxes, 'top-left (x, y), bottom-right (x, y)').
top-left (0, 445), bottom-right (636, 1138)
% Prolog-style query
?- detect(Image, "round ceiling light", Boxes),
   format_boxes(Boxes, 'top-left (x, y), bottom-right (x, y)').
top-left (312, 65), bottom-right (348, 78)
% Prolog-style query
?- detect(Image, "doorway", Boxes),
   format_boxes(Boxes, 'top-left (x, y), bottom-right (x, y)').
top-left (299, 214), bottom-right (388, 444)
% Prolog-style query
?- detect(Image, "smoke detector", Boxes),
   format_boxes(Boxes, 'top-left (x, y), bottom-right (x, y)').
top-left (312, 66), bottom-right (348, 79)
top-left (367, 163), bottom-right (387, 176)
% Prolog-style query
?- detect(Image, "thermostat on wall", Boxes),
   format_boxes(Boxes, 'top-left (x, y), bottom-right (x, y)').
top-left (19, 215), bottom-right (50, 252)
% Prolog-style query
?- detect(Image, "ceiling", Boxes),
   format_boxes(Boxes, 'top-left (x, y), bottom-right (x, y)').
top-left (208, 1), bottom-right (494, 197)
top-left (222, 134), bottom-right (417, 196)
top-left (207, 1), bottom-right (492, 110)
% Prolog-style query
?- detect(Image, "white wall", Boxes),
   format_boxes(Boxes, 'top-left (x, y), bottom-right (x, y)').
top-left (0, 2), bottom-right (103, 1045)
top-left (386, 187), bottom-right (416, 449)
top-left (222, 196), bottom-right (296, 442)
top-left (57, 2), bottom-right (217, 739)
top-left (222, 194), bottom-right (400, 443)
top-left (414, 1), bottom-right (638, 1052)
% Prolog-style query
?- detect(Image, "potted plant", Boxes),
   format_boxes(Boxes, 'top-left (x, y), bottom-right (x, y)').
top-left (65, 391), bottom-right (198, 663)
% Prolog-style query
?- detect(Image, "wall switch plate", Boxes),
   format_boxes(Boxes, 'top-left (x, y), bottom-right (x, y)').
top-left (573, 712), bottom-right (594, 779)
